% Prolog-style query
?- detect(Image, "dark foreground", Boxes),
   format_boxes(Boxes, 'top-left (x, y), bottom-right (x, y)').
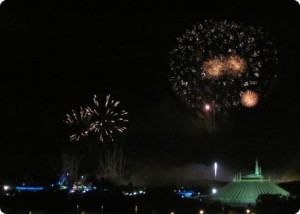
top-left (0, 185), bottom-right (299, 214)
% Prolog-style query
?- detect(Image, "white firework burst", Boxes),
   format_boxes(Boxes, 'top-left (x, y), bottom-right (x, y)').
top-left (64, 107), bottom-right (92, 142)
top-left (87, 94), bottom-right (128, 142)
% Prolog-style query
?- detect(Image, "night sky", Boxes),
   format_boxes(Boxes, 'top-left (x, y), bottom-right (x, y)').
top-left (0, 0), bottom-right (299, 184)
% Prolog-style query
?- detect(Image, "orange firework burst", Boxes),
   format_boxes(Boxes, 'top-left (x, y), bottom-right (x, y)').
top-left (202, 59), bottom-right (224, 78)
top-left (202, 55), bottom-right (246, 79)
top-left (241, 90), bottom-right (259, 107)
top-left (225, 55), bottom-right (247, 76)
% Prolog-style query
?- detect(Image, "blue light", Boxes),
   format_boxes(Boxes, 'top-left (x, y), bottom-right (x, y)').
top-left (176, 190), bottom-right (194, 198)
top-left (15, 186), bottom-right (44, 191)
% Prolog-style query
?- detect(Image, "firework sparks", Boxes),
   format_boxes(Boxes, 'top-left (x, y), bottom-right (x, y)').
top-left (88, 94), bottom-right (128, 142)
top-left (64, 107), bottom-right (92, 142)
top-left (241, 90), bottom-right (259, 108)
top-left (169, 20), bottom-right (278, 110)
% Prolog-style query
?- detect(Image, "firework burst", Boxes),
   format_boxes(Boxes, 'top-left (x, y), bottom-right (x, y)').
top-left (225, 55), bottom-right (247, 76)
top-left (87, 94), bottom-right (128, 142)
top-left (169, 20), bottom-right (278, 110)
top-left (241, 90), bottom-right (259, 108)
top-left (64, 107), bottom-right (92, 142)
top-left (202, 58), bottom-right (224, 78)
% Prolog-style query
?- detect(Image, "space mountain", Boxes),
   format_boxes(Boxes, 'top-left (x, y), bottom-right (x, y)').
top-left (211, 160), bottom-right (289, 206)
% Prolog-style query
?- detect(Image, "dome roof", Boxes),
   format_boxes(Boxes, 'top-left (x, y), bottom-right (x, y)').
top-left (211, 161), bottom-right (290, 206)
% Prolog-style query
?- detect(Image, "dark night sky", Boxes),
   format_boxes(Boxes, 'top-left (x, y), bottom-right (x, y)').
top-left (0, 0), bottom-right (299, 183)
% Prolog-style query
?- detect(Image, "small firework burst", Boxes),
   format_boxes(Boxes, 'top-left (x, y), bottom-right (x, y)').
top-left (64, 107), bottom-right (92, 142)
top-left (87, 94), bottom-right (128, 142)
top-left (241, 90), bottom-right (259, 108)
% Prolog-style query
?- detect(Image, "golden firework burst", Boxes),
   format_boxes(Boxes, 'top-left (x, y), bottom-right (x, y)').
top-left (225, 55), bottom-right (247, 76)
top-left (202, 55), bottom-right (246, 79)
top-left (202, 59), bottom-right (224, 78)
top-left (241, 90), bottom-right (259, 107)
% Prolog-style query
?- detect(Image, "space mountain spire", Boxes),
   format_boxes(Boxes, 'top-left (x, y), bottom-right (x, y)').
top-left (255, 159), bottom-right (261, 175)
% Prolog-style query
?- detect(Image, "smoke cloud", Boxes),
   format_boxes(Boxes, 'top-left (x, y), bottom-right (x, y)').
top-left (125, 162), bottom-right (234, 186)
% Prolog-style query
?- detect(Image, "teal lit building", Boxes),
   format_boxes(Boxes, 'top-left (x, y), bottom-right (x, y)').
top-left (211, 161), bottom-right (290, 206)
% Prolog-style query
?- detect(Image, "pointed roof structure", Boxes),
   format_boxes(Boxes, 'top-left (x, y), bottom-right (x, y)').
top-left (211, 161), bottom-right (290, 206)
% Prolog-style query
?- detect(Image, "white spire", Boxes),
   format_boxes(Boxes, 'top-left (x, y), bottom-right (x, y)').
top-left (255, 159), bottom-right (260, 175)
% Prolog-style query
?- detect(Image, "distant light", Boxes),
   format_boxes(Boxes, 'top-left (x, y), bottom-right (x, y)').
top-left (176, 190), bottom-right (194, 198)
top-left (15, 186), bottom-right (44, 191)
top-left (246, 209), bottom-right (250, 214)
top-left (122, 189), bottom-right (146, 197)
top-left (3, 185), bottom-right (10, 191)
top-left (204, 104), bottom-right (211, 111)
top-left (294, 208), bottom-right (300, 214)
top-left (0, 0), bottom-right (5, 6)
top-left (200, 210), bottom-right (204, 214)
top-left (212, 188), bottom-right (217, 194)
top-left (60, 185), bottom-right (68, 190)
